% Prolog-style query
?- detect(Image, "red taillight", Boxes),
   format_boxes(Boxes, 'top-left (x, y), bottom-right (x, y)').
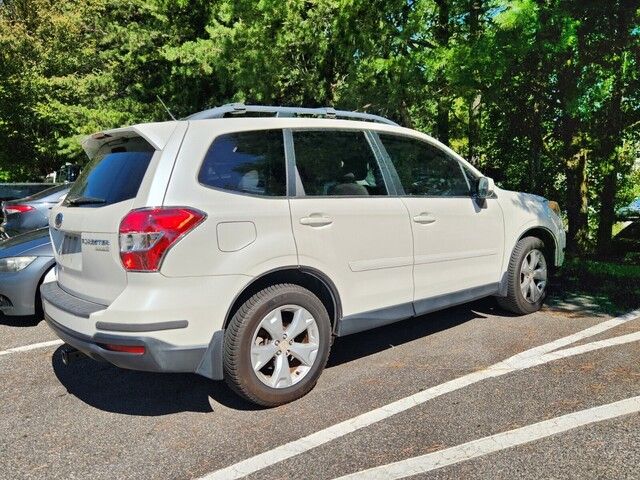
top-left (4, 204), bottom-right (34, 215)
top-left (100, 343), bottom-right (146, 355)
top-left (119, 207), bottom-right (206, 272)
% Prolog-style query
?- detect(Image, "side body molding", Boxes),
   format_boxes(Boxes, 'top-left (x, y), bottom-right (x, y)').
top-left (336, 283), bottom-right (500, 337)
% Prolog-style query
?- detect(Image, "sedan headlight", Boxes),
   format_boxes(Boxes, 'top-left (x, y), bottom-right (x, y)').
top-left (0, 256), bottom-right (37, 272)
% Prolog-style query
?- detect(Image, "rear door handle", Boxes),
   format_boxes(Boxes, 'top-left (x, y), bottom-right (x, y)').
top-left (413, 213), bottom-right (436, 224)
top-left (300, 215), bottom-right (333, 227)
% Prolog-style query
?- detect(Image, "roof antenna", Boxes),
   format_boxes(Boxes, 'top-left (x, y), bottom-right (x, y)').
top-left (156, 95), bottom-right (177, 121)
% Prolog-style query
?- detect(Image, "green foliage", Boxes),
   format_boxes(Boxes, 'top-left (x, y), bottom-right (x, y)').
top-left (0, 0), bottom-right (638, 255)
top-left (559, 257), bottom-right (640, 311)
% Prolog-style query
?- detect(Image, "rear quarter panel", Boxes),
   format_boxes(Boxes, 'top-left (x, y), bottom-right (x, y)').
top-left (160, 120), bottom-right (298, 278)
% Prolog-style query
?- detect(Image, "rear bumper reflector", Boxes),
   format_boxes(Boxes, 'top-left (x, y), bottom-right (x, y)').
top-left (99, 343), bottom-right (146, 355)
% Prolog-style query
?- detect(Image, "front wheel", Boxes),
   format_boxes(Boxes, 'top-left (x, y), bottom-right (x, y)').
top-left (497, 236), bottom-right (549, 315)
top-left (223, 284), bottom-right (331, 407)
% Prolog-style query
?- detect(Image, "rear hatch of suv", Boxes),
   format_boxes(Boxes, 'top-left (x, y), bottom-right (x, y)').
top-left (50, 124), bottom-right (179, 305)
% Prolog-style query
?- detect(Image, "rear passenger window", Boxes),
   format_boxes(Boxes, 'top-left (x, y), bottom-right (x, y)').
top-left (199, 130), bottom-right (286, 196)
top-left (379, 134), bottom-right (470, 197)
top-left (293, 130), bottom-right (387, 196)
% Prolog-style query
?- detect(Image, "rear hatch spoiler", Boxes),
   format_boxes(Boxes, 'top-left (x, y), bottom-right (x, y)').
top-left (82, 122), bottom-right (180, 159)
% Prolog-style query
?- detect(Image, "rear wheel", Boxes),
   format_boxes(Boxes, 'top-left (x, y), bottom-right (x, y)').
top-left (223, 284), bottom-right (331, 407)
top-left (497, 236), bottom-right (549, 315)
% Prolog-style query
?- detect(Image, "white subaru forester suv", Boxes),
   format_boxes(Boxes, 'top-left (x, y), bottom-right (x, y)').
top-left (42, 104), bottom-right (565, 406)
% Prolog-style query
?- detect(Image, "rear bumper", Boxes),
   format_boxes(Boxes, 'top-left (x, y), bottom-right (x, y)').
top-left (41, 282), bottom-right (224, 379)
top-left (44, 312), bottom-right (210, 374)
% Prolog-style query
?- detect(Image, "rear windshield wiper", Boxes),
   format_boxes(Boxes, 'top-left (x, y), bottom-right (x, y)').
top-left (66, 196), bottom-right (106, 206)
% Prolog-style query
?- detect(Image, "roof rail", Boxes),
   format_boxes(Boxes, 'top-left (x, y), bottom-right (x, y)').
top-left (185, 103), bottom-right (398, 126)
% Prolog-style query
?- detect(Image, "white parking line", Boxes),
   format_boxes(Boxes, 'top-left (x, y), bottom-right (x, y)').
top-left (335, 395), bottom-right (640, 479)
top-left (198, 307), bottom-right (640, 480)
top-left (0, 339), bottom-right (64, 357)
top-left (513, 330), bottom-right (640, 370)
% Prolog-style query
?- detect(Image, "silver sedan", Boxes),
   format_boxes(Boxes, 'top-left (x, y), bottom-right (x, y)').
top-left (0, 228), bottom-right (55, 317)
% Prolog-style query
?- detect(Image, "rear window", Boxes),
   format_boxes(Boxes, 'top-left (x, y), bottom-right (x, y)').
top-left (65, 138), bottom-right (155, 207)
top-left (198, 130), bottom-right (286, 196)
top-left (23, 184), bottom-right (69, 202)
top-left (0, 184), bottom-right (52, 202)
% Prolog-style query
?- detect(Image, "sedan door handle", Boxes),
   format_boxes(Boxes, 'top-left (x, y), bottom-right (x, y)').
top-left (300, 215), bottom-right (333, 227)
top-left (413, 213), bottom-right (437, 224)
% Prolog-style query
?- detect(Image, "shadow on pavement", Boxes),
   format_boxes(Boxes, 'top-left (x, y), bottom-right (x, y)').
top-left (0, 313), bottom-right (42, 327)
top-left (327, 297), bottom-right (495, 368)
top-left (51, 347), bottom-right (263, 415)
top-left (51, 297), bottom-right (507, 416)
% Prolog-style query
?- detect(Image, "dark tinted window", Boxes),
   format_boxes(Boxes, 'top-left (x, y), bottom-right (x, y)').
top-left (379, 134), bottom-right (470, 196)
top-left (293, 130), bottom-right (387, 196)
top-left (24, 184), bottom-right (70, 202)
top-left (198, 130), bottom-right (286, 196)
top-left (0, 184), bottom-right (51, 202)
top-left (65, 139), bottom-right (155, 207)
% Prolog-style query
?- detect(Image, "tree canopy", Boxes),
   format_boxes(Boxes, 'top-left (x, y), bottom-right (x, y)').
top-left (1, 0), bottom-right (639, 253)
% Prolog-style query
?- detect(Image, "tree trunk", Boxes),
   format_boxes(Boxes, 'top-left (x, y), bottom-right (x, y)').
top-left (528, 100), bottom-right (543, 192)
top-left (565, 149), bottom-right (589, 253)
top-left (557, 59), bottom-right (589, 254)
top-left (596, 170), bottom-right (617, 257)
top-left (436, 96), bottom-right (450, 146)
top-left (595, 0), bottom-right (630, 256)
top-left (467, 0), bottom-right (482, 162)
top-left (435, 0), bottom-right (451, 146)
top-left (467, 94), bottom-right (481, 164)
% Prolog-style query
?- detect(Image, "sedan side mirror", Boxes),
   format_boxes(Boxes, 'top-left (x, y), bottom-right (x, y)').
top-left (476, 176), bottom-right (495, 199)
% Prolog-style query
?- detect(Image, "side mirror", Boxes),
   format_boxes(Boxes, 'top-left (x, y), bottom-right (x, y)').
top-left (476, 176), bottom-right (495, 199)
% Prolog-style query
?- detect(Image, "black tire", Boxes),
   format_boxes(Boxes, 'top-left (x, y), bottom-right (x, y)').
top-left (223, 283), bottom-right (331, 407)
top-left (497, 236), bottom-right (548, 315)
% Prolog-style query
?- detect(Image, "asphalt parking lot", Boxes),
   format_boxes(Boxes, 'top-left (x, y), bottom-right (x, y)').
top-left (1, 297), bottom-right (639, 480)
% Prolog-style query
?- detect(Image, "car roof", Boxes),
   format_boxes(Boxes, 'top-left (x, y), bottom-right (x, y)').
top-left (84, 116), bottom-right (484, 179)
top-left (186, 103), bottom-right (398, 126)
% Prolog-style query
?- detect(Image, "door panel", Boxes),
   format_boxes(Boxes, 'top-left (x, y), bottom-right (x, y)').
top-left (289, 129), bottom-right (413, 319)
top-left (376, 132), bottom-right (505, 311)
top-left (402, 197), bottom-right (504, 308)
top-left (290, 197), bottom-right (414, 317)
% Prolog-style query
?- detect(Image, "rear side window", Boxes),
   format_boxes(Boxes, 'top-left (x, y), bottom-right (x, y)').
top-left (198, 130), bottom-right (286, 196)
top-left (293, 130), bottom-right (387, 196)
top-left (65, 137), bottom-right (155, 207)
top-left (379, 134), bottom-right (470, 197)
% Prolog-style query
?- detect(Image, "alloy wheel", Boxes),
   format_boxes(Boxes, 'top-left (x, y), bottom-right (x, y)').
top-left (250, 305), bottom-right (320, 389)
top-left (520, 249), bottom-right (547, 303)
